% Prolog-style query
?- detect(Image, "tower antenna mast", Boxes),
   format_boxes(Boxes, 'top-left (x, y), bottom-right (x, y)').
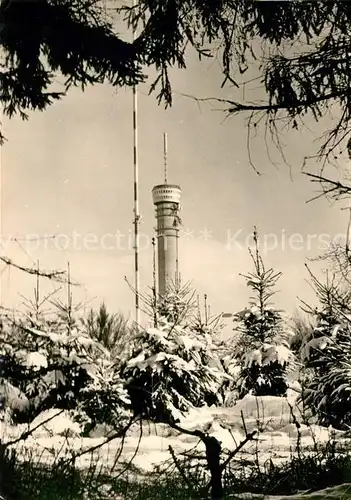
top-left (163, 132), bottom-right (168, 184)
top-left (132, 0), bottom-right (140, 329)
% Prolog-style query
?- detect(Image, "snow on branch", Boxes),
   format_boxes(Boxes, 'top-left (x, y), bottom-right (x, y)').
top-left (0, 256), bottom-right (79, 285)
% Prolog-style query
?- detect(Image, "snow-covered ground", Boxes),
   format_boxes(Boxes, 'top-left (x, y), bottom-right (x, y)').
top-left (1, 390), bottom-right (351, 496)
top-left (235, 483), bottom-right (351, 499)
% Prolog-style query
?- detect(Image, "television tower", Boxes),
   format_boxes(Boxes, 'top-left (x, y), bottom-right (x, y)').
top-left (152, 133), bottom-right (182, 296)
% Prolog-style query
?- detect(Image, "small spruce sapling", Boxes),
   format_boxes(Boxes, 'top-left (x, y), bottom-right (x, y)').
top-left (299, 267), bottom-right (351, 429)
top-left (233, 229), bottom-right (291, 398)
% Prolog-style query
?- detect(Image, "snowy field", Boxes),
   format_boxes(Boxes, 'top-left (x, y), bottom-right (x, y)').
top-left (1, 390), bottom-right (351, 498)
top-left (236, 484), bottom-right (351, 499)
top-left (1, 390), bottom-right (350, 473)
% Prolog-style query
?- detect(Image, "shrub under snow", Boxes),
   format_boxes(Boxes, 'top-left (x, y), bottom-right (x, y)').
top-left (0, 309), bottom-right (130, 433)
top-left (121, 318), bottom-right (229, 425)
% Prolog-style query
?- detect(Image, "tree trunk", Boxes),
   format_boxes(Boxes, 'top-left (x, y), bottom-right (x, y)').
top-left (203, 435), bottom-right (223, 500)
top-left (170, 422), bottom-right (224, 499)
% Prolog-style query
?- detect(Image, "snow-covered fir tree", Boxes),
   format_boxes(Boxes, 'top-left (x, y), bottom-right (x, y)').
top-left (0, 281), bottom-right (130, 433)
top-left (299, 267), bottom-right (351, 429)
top-left (151, 280), bottom-right (195, 327)
top-left (120, 318), bottom-right (227, 424)
top-left (232, 229), bottom-right (292, 398)
top-left (121, 285), bottom-right (229, 424)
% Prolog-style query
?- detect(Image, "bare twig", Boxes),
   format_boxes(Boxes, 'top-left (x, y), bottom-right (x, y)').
top-left (51, 415), bottom-right (137, 470)
top-left (220, 428), bottom-right (258, 473)
top-left (3, 409), bottom-right (65, 447)
top-left (304, 172), bottom-right (351, 203)
top-left (169, 445), bottom-right (201, 497)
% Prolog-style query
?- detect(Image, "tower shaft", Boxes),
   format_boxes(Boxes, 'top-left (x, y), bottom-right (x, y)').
top-left (152, 184), bottom-right (181, 296)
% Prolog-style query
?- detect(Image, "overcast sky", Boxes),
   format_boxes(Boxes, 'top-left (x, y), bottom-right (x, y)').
top-left (0, 45), bottom-right (348, 328)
